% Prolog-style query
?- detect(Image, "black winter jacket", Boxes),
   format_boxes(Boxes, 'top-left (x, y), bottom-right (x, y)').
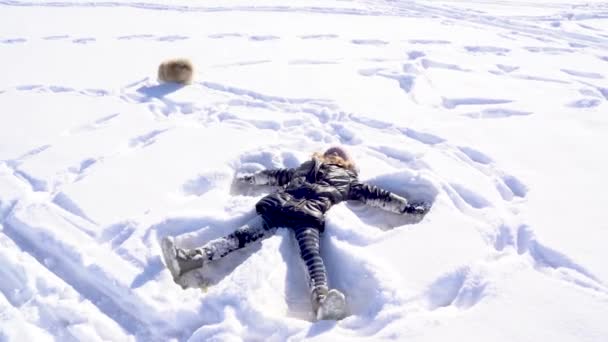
top-left (248, 158), bottom-right (412, 231)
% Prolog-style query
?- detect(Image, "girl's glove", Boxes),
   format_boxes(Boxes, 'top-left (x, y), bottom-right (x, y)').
top-left (403, 202), bottom-right (430, 215)
top-left (236, 175), bottom-right (256, 185)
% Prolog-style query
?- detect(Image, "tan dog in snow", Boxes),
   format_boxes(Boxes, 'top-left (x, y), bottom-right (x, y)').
top-left (158, 58), bottom-right (194, 85)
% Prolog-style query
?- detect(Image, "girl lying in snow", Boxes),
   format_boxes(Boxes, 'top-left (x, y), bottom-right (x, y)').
top-left (161, 146), bottom-right (430, 320)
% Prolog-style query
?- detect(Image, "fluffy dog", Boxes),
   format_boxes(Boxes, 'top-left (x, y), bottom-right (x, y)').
top-left (158, 58), bottom-right (194, 85)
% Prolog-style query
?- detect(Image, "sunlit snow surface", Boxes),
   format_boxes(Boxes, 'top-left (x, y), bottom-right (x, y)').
top-left (1, 0), bottom-right (608, 341)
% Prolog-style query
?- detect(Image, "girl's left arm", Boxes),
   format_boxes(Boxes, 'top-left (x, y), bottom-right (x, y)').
top-left (348, 182), bottom-right (430, 215)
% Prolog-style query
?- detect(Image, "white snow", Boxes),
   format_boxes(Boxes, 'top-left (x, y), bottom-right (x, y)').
top-left (1, 0), bottom-right (608, 341)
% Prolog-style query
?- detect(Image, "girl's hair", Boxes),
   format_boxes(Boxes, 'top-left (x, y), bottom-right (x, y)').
top-left (312, 149), bottom-right (358, 173)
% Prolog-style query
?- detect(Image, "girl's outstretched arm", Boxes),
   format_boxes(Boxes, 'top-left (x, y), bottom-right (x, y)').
top-left (242, 168), bottom-right (295, 186)
top-left (348, 182), bottom-right (430, 215)
top-left (237, 160), bottom-right (315, 187)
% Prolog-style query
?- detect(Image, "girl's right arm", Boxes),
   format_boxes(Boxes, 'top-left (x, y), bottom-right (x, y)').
top-left (239, 168), bottom-right (295, 186)
top-left (236, 160), bottom-right (316, 187)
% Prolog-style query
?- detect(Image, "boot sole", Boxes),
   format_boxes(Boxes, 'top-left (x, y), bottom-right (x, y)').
top-left (160, 236), bottom-right (182, 281)
top-left (316, 289), bottom-right (347, 321)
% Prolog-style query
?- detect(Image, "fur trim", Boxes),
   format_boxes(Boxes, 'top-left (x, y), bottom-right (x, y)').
top-left (312, 146), bottom-right (357, 173)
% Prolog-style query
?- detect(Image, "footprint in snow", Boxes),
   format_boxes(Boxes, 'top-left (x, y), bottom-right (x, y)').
top-left (43, 35), bottom-right (70, 40)
top-left (421, 58), bottom-right (471, 72)
top-left (299, 34), bottom-right (339, 40)
top-left (73, 37), bottom-right (96, 44)
top-left (289, 59), bottom-right (339, 65)
top-left (569, 42), bottom-right (588, 48)
top-left (1, 38), bottom-right (27, 44)
top-left (524, 46), bottom-right (574, 54)
top-left (208, 33), bottom-right (243, 39)
top-left (81, 88), bottom-right (111, 97)
top-left (157, 35), bottom-right (189, 42)
top-left (249, 35), bottom-right (279, 41)
top-left (501, 175), bottom-right (527, 198)
top-left (49, 85), bottom-right (75, 93)
top-left (16, 84), bottom-right (44, 91)
top-left (128, 129), bottom-right (169, 148)
top-left (450, 183), bottom-right (492, 209)
top-left (457, 146), bottom-right (493, 165)
top-left (560, 69), bottom-right (604, 79)
top-left (442, 97), bottom-right (513, 109)
top-left (351, 39), bottom-right (388, 46)
top-left (408, 39), bottom-right (451, 45)
top-left (512, 74), bottom-right (570, 84)
top-left (567, 98), bottom-right (601, 108)
top-left (116, 34), bottom-right (155, 40)
top-left (463, 108), bottom-right (532, 119)
top-left (399, 127), bottom-right (445, 145)
top-left (465, 46), bottom-right (510, 55)
top-left (215, 60), bottom-right (272, 68)
top-left (407, 50), bottom-right (425, 60)
top-left (496, 64), bottom-right (519, 73)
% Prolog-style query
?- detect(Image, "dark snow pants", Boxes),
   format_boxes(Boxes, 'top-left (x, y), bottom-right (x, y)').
top-left (192, 215), bottom-right (276, 262)
top-left (189, 215), bottom-right (328, 293)
top-left (293, 226), bottom-right (328, 292)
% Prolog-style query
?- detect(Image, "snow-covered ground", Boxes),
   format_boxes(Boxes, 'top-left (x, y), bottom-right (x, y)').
top-left (1, 0), bottom-right (608, 341)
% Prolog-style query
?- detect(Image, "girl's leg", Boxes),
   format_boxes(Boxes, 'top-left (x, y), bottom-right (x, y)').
top-left (294, 227), bottom-right (346, 320)
top-left (294, 227), bottom-right (328, 296)
top-left (162, 215), bottom-right (275, 280)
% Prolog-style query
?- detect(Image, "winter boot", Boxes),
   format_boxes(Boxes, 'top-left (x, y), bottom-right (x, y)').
top-left (312, 287), bottom-right (347, 321)
top-left (161, 236), bottom-right (208, 282)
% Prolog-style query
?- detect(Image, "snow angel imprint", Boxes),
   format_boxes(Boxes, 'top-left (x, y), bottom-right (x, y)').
top-left (161, 146), bottom-right (430, 320)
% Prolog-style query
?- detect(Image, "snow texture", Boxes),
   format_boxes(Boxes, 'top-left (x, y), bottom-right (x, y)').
top-left (1, 0), bottom-right (607, 341)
